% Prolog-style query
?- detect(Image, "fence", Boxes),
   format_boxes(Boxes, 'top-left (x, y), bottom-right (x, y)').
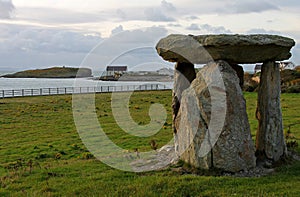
top-left (0, 84), bottom-right (171, 99)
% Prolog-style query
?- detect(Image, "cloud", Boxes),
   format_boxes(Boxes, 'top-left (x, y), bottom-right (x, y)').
top-left (0, 24), bottom-right (103, 69)
top-left (246, 28), bottom-right (281, 35)
top-left (0, 0), bottom-right (15, 19)
top-left (0, 24), bottom-right (173, 70)
top-left (17, 7), bottom-right (110, 24)
top-left (185, 15), bottom-right (199, 20)
top-left (187, 24), bottom-right (200, 31)
top-left (175, 0), bottom-right (281, 15)
top-left (5, 28), bottom-right (102, 53)
top-left (271, 0), bottom-right (300, 8)
top-left (187, 23), bottom-right (232, 34)
top-left (291, 44), bottom-right (300, 65)
top-left (144, 0), bottom-right (176, 21)
top-left (234, 1), bottom-right (280, 13)
top-left (161, 0), bottom-right (176, 11)
top-left (111, 25), bottom-right (124, 36)
top-left (217, 0), bottom-right (280, 14)
top-left (84, 26), bottom-right (173, 71)
top-left (115, 1), bottom-right (176, 22)
top-left (167, 23), bottom-right (182, 27)
top-left (144, 8), bottom-right (175, 22)
top-left (116, 9), bottom-right (126, 20)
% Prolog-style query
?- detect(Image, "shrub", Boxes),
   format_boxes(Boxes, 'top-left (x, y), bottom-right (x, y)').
top-left (55, 153), bottom-right (62, 159)
top-left (82, 152), bottom-right (94, 160)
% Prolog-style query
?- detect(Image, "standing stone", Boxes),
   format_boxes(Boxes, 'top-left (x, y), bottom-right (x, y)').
top-left (230, 64), bottom-right (244, 88)
top-left (175, 61), bottom-right (256, 172)
top-left (172, 62), bottom-right (196, 134)
top-left (256, 61), bottom-right (287, 163)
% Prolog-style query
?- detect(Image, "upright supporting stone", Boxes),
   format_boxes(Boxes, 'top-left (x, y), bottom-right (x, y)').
top-left (173, 62), bottom-right (196, 134)
top-left (230, 64), bottom-right (244, 88)
top-left (256, 61), bottom-right (287, 163)
top-left (175, 61), bottom-right (256, 172)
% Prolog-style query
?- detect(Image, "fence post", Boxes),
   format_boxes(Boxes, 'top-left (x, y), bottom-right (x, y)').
top-left (40, 88), bottom-right (43, 96)
top-left (1, 90), bottom-right (4, 99)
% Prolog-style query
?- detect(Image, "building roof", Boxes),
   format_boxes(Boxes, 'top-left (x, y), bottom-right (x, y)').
top-left (106, 66), bottom-right (127, 71)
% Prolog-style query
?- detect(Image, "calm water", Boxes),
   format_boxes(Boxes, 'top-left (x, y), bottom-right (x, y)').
top-left (0, 77), bottom-right (173, 91)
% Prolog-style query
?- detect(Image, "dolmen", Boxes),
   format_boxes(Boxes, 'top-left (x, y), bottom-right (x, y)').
top-left (156, 34), bottom-right (295, 172)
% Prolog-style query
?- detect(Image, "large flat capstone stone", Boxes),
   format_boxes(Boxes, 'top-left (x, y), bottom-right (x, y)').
top-left (156, 34), bottom-right (295, 64)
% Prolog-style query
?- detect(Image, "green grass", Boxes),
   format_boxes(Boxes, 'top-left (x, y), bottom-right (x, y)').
top-left (244, 92), bottom-right (300, 151)
top-left (0, 91), bottom-right (299, 196)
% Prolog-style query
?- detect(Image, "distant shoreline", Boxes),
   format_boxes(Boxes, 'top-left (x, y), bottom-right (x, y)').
top-left (97, 74), bottom-right (173, 82)
top-left (1, 67), bottom-right (92, 78)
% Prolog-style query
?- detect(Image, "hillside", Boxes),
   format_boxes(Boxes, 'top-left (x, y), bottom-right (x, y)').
top-left (1, 67), bottom-right (92, 78)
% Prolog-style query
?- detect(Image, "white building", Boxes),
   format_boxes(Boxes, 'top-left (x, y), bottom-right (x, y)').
top-left (105, 66), bottom-right (127, 76)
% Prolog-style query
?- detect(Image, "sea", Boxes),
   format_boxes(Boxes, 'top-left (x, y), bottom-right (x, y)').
top-left (0, 71), bottom-right (173, 91)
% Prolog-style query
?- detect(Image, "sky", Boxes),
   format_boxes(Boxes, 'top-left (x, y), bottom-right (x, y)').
top-left (0, 0), bottom-right (300, 72)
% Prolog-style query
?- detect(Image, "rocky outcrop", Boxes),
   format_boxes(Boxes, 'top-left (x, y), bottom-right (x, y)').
top-left (2, 67), bottom-right (92, 78)
top-left (175, 61), bottom-right (256, 172)
top-left (156, 34), bottom-right (295, 64)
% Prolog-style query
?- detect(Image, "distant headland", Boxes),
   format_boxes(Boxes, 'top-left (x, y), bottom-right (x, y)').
top-left (1, 67), bottom-right (92, 78)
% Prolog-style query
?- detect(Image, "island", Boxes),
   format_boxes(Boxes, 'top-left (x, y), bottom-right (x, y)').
top-left (1, 67), bottom-right (92, 78)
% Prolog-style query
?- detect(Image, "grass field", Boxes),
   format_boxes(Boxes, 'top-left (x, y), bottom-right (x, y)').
top-left (0, 91), bottom-right (299, 196)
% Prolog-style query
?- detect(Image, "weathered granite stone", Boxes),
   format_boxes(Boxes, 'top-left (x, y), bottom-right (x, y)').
top-left (130, 145), bottom-right (178, 172)
top-left (256, 61), bottom-right (287, 163)
top-left (175, 61), bottom-right (256, 172)
top-left (172, 62), bottom-right (196, 134)
top-left (156, 34), bottom-right (295, 64)
top-left (230, 64), bottom-right (244, 88)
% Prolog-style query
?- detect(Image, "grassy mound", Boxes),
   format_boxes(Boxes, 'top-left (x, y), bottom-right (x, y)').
top-left (2, 67), bottom-right (92, 78)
